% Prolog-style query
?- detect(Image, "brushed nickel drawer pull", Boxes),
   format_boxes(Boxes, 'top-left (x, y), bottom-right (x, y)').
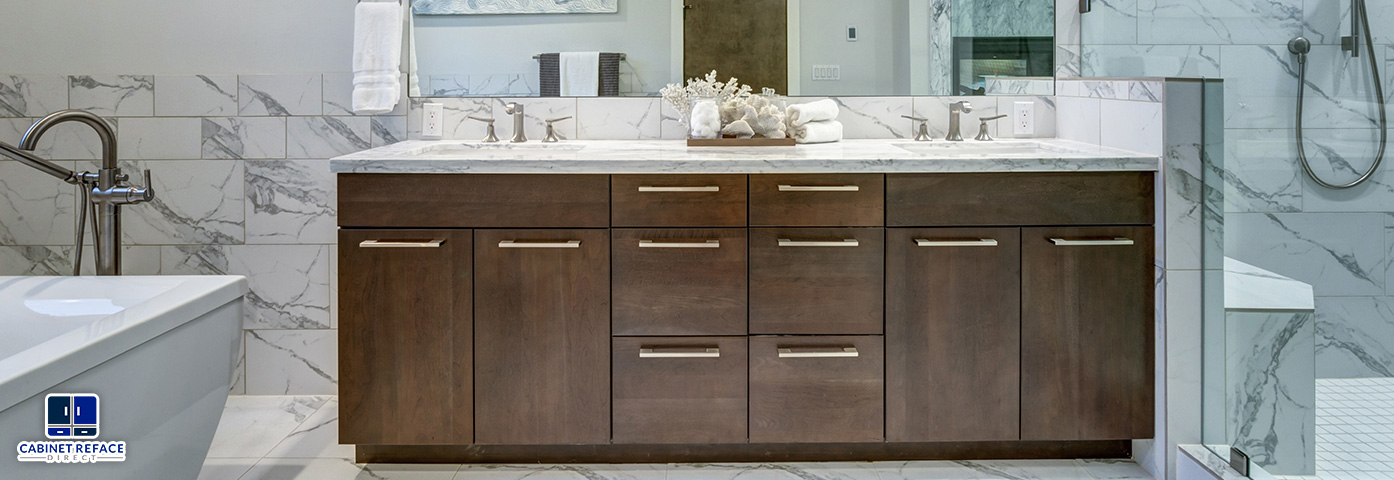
top-left (639, 347), bottom-right (721, 358)
top-left (639, 240), bottom-right (721, 249)
top-left (359, 239), bottom-right (446, 248)
top-left (778, 185), bottom-right (860, 192)
top-left (778, 238), bottom-right (859, 247)
top-left (1049, 237), bottom-right (1135, 246)
top-left (638, 186), bottom-right (720, 193)
top-left (498, 240), bottom-right (582, 249)
top-left (915, 238), bottom-right (998, 247)
top-left (778, 347), bottom-right (859, 358)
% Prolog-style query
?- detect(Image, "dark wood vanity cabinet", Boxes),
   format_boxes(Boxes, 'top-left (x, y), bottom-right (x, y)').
top-left (338, 171), bottom-right (1154, 461)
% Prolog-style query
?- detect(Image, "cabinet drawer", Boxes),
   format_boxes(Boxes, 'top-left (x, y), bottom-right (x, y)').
top-left (613, 229), bottom-right (747, 336)
top-left (749, 336), bottom-right (885, 443)
top-left (749, 228), bottom-right (884, 335)
top-left (886, 172), bottom-right (1154, 226)
top-left (612, 337), bottom-right (748, 444)
top-left (750, 174), bottom-right (884, 226)
top-left (339, 174), bottom-right (610, 228)
top-left (612, 175), bottom-right (747, 227)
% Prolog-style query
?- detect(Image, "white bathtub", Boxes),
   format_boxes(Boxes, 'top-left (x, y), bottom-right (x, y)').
top-left (0, 276), bottom-right (245, 479)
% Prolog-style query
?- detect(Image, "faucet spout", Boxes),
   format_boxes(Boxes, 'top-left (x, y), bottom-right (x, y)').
top-left (505, 102), bottom-right (527, 143)
top-left (21, 110), bottom-right (118, 170)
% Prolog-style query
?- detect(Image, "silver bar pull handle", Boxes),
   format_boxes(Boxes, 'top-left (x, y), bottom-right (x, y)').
top-left (778, 238), bottom-right (859, 247)
top-left (639, 240), bottom-right (720, 249)
top-left (638, 186), bottom-right (720, 193)
top-left (360, 239), bottom-right (446, 248)
top-left (778, 185), bottom-right (860, 192)
top-left (1049, 237), bottom-right (1135, 246)
top-left (915, 238), bottom-right (998, 247)
top-left (499, 240), bottom-right (582, 249)
top-left (778, 347), bottom-right (859, 358)
top-left (639, 347), bottom-right (721, 358)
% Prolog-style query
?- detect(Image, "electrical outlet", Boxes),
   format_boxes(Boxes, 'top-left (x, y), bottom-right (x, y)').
top-left (813, 65), bottom-right (841, 81)
top-left (423, 103), bottom-right (445, 139)
top-left (1013, 101), bottom-right (1035, 136)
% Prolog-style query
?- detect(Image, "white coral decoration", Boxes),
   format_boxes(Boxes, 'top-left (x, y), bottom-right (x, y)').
top-left (661, 70), bottom-right (754, 128)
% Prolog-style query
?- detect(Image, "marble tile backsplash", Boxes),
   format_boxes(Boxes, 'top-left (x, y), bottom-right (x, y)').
top-left (0, 72), bottom-right (1067, 396)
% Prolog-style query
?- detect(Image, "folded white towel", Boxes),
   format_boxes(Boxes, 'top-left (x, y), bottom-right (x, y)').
top-left (560, 52), bottom-right (601, 97)
top-left (352, 2), bottom-right (404, 115)
top-left (787, 99), bottom-right (840, 126)
top-left (792, 120), bottom-right (844, 144)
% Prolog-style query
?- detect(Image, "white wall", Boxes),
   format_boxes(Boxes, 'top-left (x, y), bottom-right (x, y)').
top-left (797, 0), bottom-right (910, 96)
top-left (0, 0), bottom-right (356, 74)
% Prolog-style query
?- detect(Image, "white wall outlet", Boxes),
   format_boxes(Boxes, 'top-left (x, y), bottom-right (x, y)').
top-left (813, 65), bottom-right (841, 81)
top-left (422, 102), bottom-right (445, 139)
top-left (1013, 101), bottom-right (1035, 136)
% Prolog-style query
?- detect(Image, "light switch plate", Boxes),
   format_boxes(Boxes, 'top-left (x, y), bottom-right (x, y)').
top-left (1013, 101), bottom-right (1035, 136)
top-left (813, 65), bottom-right (841, 81)
top-left (422, 103), bottom-right (445, 139)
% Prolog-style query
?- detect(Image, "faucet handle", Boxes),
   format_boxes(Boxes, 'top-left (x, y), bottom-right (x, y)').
top-left (901, 115), bottom-right (928, 122)
top-left (975, 115), bottom-right (1009, 142)
top-left (467, 115), bottom-right (495, 124)
top-left (469, 116), bottom-right (500, 143)
top-left (125, 169), bottom-right (155, 203)
top-left (543, 117), bottom-right (573, 143)
top-left (902, 115), bottom-right (932, 142)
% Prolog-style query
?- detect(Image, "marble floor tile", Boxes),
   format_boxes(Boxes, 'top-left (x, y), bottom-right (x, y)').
top-left (961, 459), bottom-right (1092, 479)
top-left (455, 464), bottom-right (666, 480)
top-left (667, 462), bottom-right (880, 480)
top-left (240, 457), bottom-right (364, 480)
top-left (360, 463), bottom-right (462, 479)
top-left (265, 398), bottom-right (354, 459)
top-left (1076, 458), bottom-right (1154, 479)
top-left (197, 458), bottom-right (259, 480)
top-left (206, 396), bottom-right (329, 458)
top-left (875, 460), bottom-right (985, 479)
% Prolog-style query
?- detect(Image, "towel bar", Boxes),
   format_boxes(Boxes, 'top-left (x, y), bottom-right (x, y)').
top-left (534, 53), bottom-right (627, 61)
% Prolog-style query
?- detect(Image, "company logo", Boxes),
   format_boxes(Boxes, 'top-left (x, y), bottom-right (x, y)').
top-left (16, 394), bottom-right (126, 464)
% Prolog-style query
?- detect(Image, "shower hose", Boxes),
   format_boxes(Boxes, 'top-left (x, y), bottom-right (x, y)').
top-left (1293, 0), bottom-right (1388, 189)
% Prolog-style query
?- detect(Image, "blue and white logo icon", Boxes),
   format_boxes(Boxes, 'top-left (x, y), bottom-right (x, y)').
top-left (44, 393), bottom-right (99, 439)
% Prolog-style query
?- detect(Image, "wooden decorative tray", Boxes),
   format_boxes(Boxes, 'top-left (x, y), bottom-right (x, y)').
top-left (687, 137), bottom-right (797, 147)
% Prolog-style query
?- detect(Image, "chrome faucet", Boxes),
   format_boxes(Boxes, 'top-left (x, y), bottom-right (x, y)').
top-left (504, 102), bottom-right (527, 143)
top-left (0, 110), bottom-right (154, 275)
top-left (947, 101), bottom-right (973, 141)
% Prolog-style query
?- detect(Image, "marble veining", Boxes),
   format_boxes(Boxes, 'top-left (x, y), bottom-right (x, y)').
top-left (1315, 297), bottom-right (1394, 378)
top-left (1225, 310), bottom-right (1316, 475)
top-left (0, 75), bottom-right (67, 117)
top-left (288, 116), bottom-right (372, 159)
top-left (245, 329), bottom-right (337, 395)
top-left (155, 75), bottom-right (238, 117)
top-left (69, 75), bottom-right (154, 117)
top-left (245, 160), bottom-right (337, 245)
top-left (202, 117), bottom-right (287, 160)
top-left (1225, 257), bottom-right (1315, 312)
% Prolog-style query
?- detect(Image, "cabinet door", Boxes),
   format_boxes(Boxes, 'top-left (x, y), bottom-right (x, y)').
top-left (474, 229), bottom-right (611, 445)
top-left (612, 229), bottom-right (747, 336)
top-left (749, 228), bottom-right (884, 335)
top-left (339, 230), bottom-right (471, 445)
top-left (886, 228), bottom-right (1021, 442)
top-left (749, 336), bottom-right (884, 443)
top-left (1021, 226), bottom-right (1154, 440)
top-left (612, 337), bottom-right (748, 444)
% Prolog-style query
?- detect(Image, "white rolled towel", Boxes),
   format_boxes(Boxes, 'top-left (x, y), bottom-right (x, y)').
top-left (787, 99), bottom-right (840, 126)
top-left (792, 120), bottom-right (843, 144)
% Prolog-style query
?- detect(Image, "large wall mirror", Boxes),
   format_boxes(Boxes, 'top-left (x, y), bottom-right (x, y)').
top-left (409, 0), bottom-right (1055, 98)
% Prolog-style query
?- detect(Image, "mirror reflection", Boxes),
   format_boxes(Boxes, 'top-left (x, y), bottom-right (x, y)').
top-left (409, 0), bottom-right (1055, 98)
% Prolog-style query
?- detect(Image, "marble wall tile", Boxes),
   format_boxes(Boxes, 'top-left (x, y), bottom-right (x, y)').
top-left (473, 74), bottom-right (532, 96)
top-left (1225, 310), bottom-right (1316, 475)
top-left (407, 98), bottom-right (493, 141)
top-left (69, 75), bottom-right (154, 116)
top-left (323, 72), bottom-right (408, 117)
top-left (1163, 85), bottom-right (1203, 270)
top-left (1082, 80), bottom-right (1130, 100)
top-left (0, 75), bottom-right (68, 117)
top-left (1100, 99), bottom-right (1165, 155)
top-left (1223, 129), bottom-right (1303, 213)
top-left (1056, 96), bottom-right (1102, 144)
top-left (1315, 296), bottom-right (1394, 378)
top-left (163, 245), bottom-right (331, 330)
top-left (1056, 43), bottom-right (1084, 78)
top-left (425, 74), bottom-right (470, 97)
top-left (1137, 0), bottom-right (1302, 45)
top-left (929, 0), bottom-right (954, 93)
top-left (245, 160), bottom-right (336, 245)
top-left (493, 97), bottom-right (578, 141)
top-left (329, 245), bottom-right (338, 329)
top-left (459, 464), bottom-right (667, 480)
top-left (245, 329), bottom-right (337, 395)
top-left (0, 245), bottom-right (72, 275)
top-left (154, 75), bottom-right (238, 117)
top-left (77, 246), bottom-right (161, 276)
top-left (0, 160), bottom-right (74, 245)
top-left (238, 75), bottom-right (323, 116)
top-left (1225, 212), bottom-right (1386, 296)
top-left (371, 116), bottom-right (408, 147)
top-left (1130, 81), bottom-right (1164, 102)
top-left (1167, 270), bottom-right (1205, 476)
top-left (577, 97), bottom-right (659, 140)
top-left (287, 116), bottom-right (371, 159)
top-left (821, 97), bottom-right (913, 139)
top-left (1299, 128), bottom-right (1394, 212)
top-left (115, 159), bottom-right (245, 245)
top-left (117, 117), bottom-right (202, 160)
top-left (202, 117), bottom-right (287, 160)
top-left (1303, 0), bottom-right (1394, 45)
top-left (1081, 0), bottom-right (1138, 44)
top-left (1082, 45), bottom-right (1221, 78)
top-left (658, 99), bottom-right (686, 140)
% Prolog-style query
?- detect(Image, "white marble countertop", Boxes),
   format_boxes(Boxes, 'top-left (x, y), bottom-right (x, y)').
top-left (331, 139), bottom-right (1160, 174)
top-left (1225, 257), bottom-right (1315, 312)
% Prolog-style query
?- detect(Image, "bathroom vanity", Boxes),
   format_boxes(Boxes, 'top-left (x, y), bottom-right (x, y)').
top-left (332, 139), bottom-right (1159, 463)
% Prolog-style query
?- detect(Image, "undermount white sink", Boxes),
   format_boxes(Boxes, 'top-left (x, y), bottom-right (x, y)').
top-left (893, 141), bottom-right (1079, 157)
top-left (422, 142), bottom-right (588, 154)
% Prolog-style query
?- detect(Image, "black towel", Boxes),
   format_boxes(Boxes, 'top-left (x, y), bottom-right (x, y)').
top-left (539, 53), bottom-right (622, 97)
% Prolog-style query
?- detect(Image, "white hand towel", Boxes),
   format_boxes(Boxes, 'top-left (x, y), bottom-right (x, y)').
top-left (792, 120), bottom-right (844, 144)
top-left (787, 99), bottom-right (840, 126)
top-left (352, 2), bottom-right (404, 115)
top-left (560, 52), bottom-right (601, 97)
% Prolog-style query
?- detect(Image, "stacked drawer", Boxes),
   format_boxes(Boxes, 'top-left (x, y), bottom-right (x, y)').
top-left (610, 173), bottom-right (886, 444)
